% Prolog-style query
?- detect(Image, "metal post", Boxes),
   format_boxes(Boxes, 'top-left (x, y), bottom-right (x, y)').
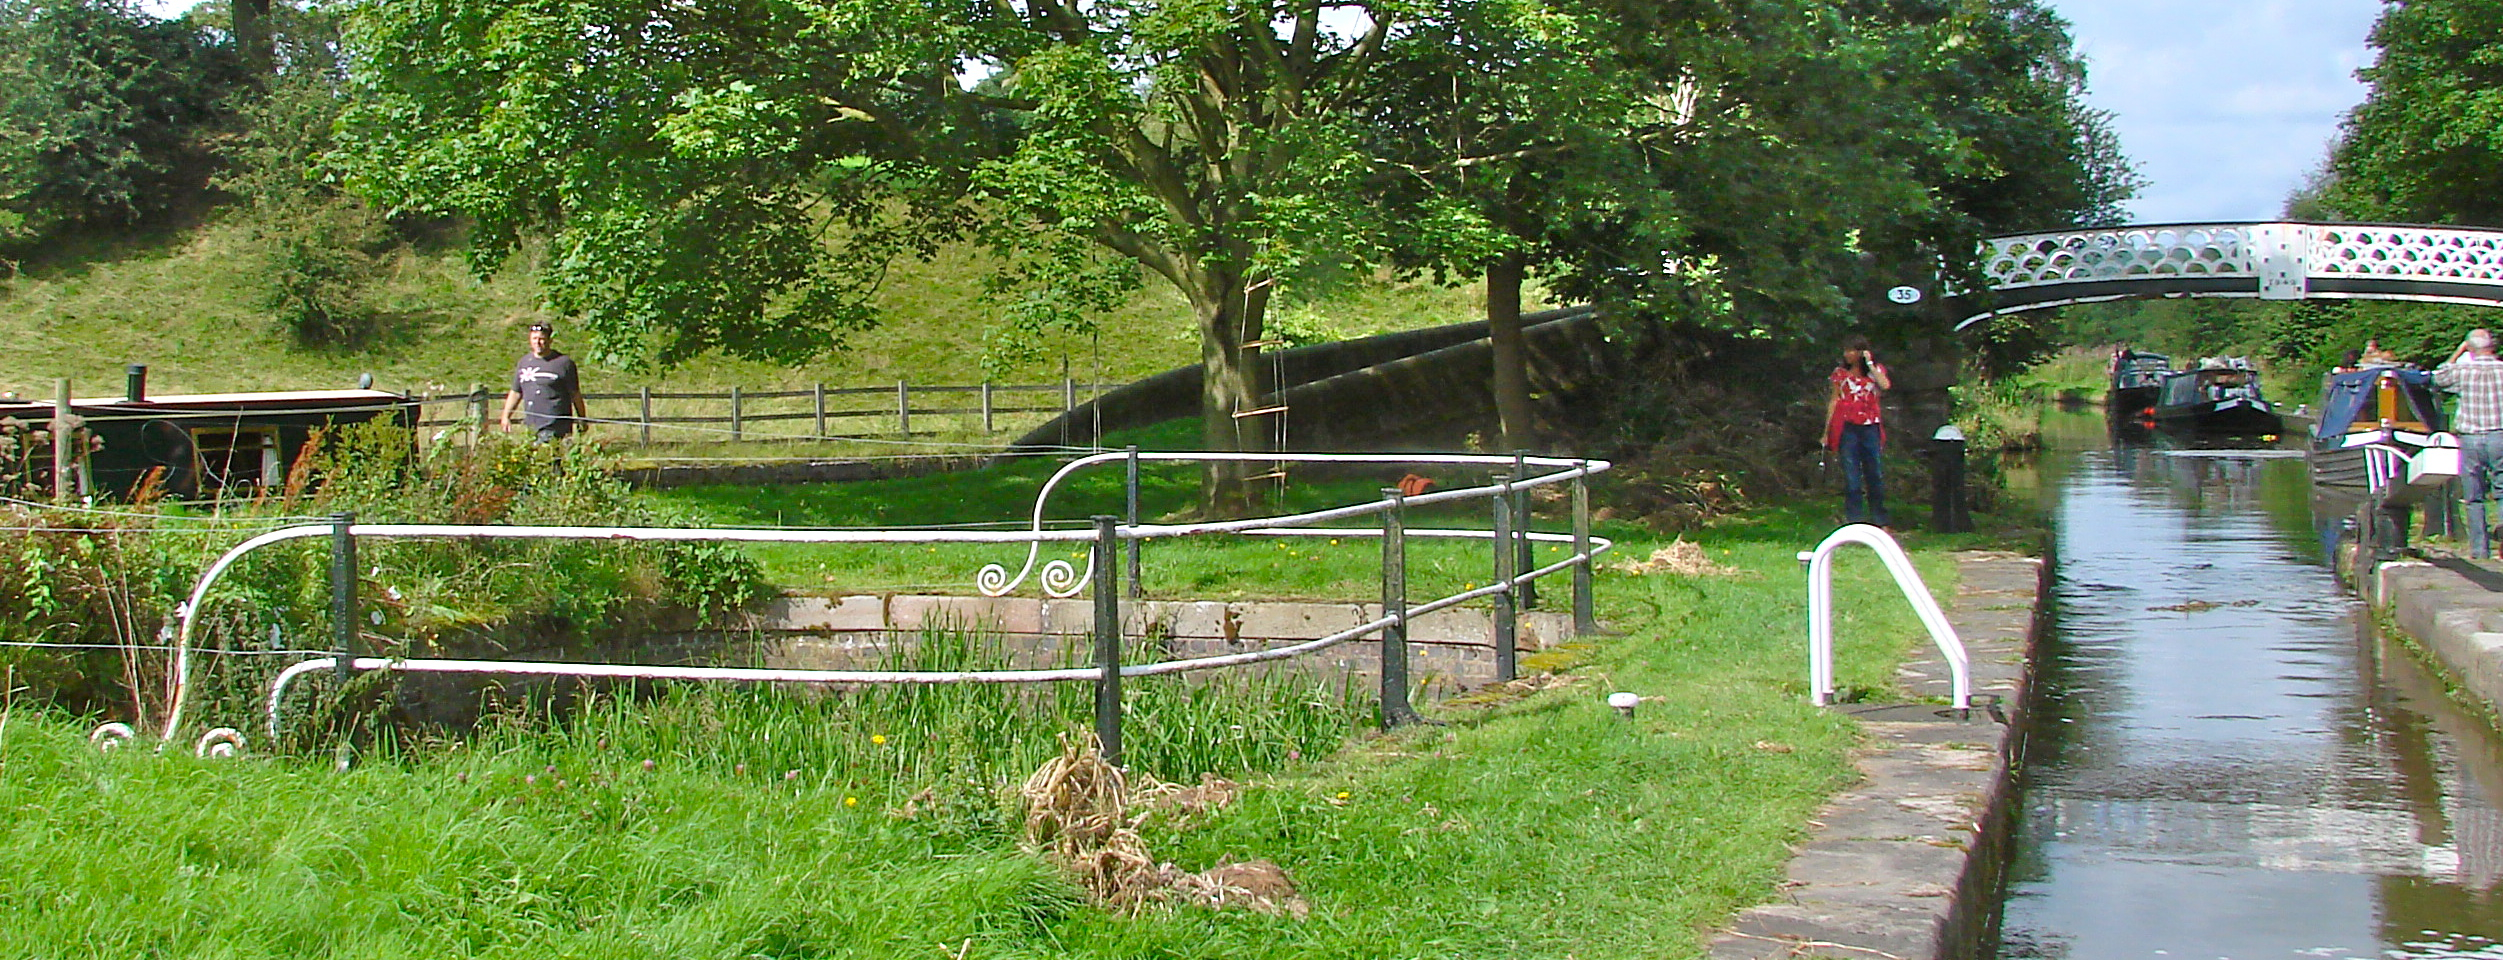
top-left (639, 387), bottom-right (653, 445)
top-left (897, 380), bottom-right (911, 436)
top-left (1513, 451), bottom-right (1536, 610)
top-left (332, 512), bottom-right (358, 685)
top-left (729, 386), bottom-right (744, 441)
top-left (1492, 474), bottom-right (1518, 682)
top-left (1125, 445), bottom-right (1144, 599)
top-left (1092, 515), bottom-right (1123, 766)
top-left (981, 382), bottom-right (995, 433)
top-left (50, 379), bottom-right (71, 500)
top-left (812, 383), bottom-right (827, 439)
top-left (1380, 487), bottom-right (1424, 727)
top-left (1572, 463), bottom-right (1601, 635)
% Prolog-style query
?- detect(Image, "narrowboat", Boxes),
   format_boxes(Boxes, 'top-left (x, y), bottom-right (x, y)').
top-left (2152, 359), bottom-right (2283, 437)
top-left (2106, 349), bottom-right (2170, 419)
top-left (2310, 365), bottom-right (2454, 492)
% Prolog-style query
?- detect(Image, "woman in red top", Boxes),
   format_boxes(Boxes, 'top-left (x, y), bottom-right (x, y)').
top-left (1825, 336), bottom-right (1891, 527)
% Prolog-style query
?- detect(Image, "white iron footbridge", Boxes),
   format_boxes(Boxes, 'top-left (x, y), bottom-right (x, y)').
top-left (1959, 221), bottom-right (2503, 329)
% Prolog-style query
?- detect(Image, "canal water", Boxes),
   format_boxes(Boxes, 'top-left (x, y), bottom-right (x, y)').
top-left (1995, 411), bottom-right (2503, 958)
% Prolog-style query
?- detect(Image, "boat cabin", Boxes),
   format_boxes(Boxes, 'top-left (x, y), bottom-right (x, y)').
top-left (2312, 366), bottom-right (2445, 445)
top-left (2158, 367), bottom-right (2266, 410)
top-left (1, 369), bottom-right (417, 500)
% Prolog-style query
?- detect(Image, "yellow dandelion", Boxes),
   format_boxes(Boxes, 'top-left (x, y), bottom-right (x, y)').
top-left (871, 734), bottom-right (888, 745)
top-left (844, 796), bottom-right (859, 807)
top-left (1335, 791), bottom-right (1350, 800)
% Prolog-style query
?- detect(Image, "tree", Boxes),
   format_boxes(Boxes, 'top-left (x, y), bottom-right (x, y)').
top-left (0, 0), bottom-right (239, 249)
top-left (2329, 0), bottom-right (2503, 224)
top-left (335, 0), bottom-right (1506, 514)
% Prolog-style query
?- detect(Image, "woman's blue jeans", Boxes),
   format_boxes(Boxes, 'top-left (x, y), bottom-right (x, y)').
top-left (1839, 422), bottom-right (1887, 526)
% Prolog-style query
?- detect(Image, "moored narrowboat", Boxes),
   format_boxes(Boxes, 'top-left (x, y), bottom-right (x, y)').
top-left (2311, 365), bottom-right (2451, 490)
top-left (2107, 349), bottom-right (2170, 419)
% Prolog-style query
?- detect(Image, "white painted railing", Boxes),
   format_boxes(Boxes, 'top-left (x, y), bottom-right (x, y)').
top-left (1797, 524), bottom-right (1969, 709)
top-left (130, 451), bottom-right (1614, 752)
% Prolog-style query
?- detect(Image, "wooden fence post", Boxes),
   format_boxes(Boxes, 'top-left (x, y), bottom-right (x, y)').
top-left (51, 379), bottom-right (72, 500)
top-left (896, 380), bottom-right (911, 436)
top-left (813, 382), bottom-right (827, 439)
top-left (981, 382), bottom-right (995, 434)
top-left (730, 386), bottom-right (743, 441)
top-left (639, 386), bottom-right (653, 444)
top-left (1063, 377), bottom-right (1076, 417)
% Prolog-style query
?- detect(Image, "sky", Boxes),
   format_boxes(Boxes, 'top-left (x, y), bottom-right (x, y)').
top-left (2044, 0), bottom-right (2386, 225)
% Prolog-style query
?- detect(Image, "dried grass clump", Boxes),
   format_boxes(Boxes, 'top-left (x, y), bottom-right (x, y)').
top-left (1018, 733), bottom-right (1307, 918)
top-left (1611, 539), bottom-right (1747, 577)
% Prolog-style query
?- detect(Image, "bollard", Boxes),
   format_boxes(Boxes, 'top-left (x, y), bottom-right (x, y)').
top-left (1092, 515), bottom-right (1123, 766)
top-left (1492, 474), bottom-right (1518, 682)
top-left (1379, 487), bottom-right (1425, 727)
top-left (1572, 464), bottom-right (1601, 635)
top-left (1512, 451), bottom-right (1536, 610)
top-left (1125, 445), bottom-right (1143, 599)
top-left (1928, 425), bottom-right (1971, 534)
top-left (331, 512), bottom-right (358, 686)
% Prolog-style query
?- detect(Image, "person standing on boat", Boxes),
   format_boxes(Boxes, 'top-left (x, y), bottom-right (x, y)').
top-left (1825, 336), bottom-right (1891, 528)
top-left (2437, 328), bottom-right (2503, 558)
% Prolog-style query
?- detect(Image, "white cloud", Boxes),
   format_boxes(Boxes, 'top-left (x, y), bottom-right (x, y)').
top-left (2047, 0), bottom-right (2382, 223)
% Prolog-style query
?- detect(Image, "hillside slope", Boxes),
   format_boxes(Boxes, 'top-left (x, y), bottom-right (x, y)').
top-left (4, 217), bottom-right (1505, 400)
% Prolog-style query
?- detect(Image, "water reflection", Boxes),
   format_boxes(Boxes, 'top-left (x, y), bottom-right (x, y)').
top-left (1996, 411), bottom-right (2503, 958)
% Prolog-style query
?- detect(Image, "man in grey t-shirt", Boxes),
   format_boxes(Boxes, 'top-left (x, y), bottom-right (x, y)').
top-left (501, 321), bottom-right (586, 441)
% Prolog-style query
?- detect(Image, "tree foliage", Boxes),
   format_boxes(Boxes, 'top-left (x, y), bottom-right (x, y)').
top-left (0, 0), bottom-right (240, 249)
top-left (2329, 0), bottom-right (2503, 224)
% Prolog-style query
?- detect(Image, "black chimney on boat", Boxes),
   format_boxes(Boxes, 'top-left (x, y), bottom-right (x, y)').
top-left (125, 364), bottom-right (147, 402)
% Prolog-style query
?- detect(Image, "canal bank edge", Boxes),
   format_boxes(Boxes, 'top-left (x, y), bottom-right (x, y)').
top-left (2368, 557), bottom-right (2503, 730)
top-left (1708, 549), bottom-right (2051, 960)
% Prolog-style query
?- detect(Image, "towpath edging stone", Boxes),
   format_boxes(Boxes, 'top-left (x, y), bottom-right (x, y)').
top-left (1708, 550), bottom-right (2049, 960)
top-left (2370, 558), bottom-right (2503, 724)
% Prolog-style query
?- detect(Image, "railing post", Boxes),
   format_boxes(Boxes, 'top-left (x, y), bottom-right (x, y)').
top-left (812, 382), bottom-right (826, 439)
top-left (897, 380), bottom-right (911, 436)
top-left (981, 382), bottom-right (995, 434)
top-left (1380, 487), bottom-right (1424, 727)
top-left (1513, 450), bottom-right (1536, 610)
top-left (729, 386), bottom-right (744, 441)
top-left (1092, 515), bottom-right (1123, 766)
top-left (1492, 474), bottom-right (1518, 682)
top-left (1064, 377), bottom-right (1076, 418)
top-left (639, 386), bottom-right (653, 445)
top-left (1125, 445), bottom-right (1144, 599)
top-left (331, 511), bottom-right (358, 686)
top-left (467, 384), bottom-right (486, 448)
top-left (1572, 463), bottom-right (1600, 635)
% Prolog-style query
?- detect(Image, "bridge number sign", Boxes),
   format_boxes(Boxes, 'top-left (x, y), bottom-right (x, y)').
top-left (1885, 285), bottom-right (1923, 305)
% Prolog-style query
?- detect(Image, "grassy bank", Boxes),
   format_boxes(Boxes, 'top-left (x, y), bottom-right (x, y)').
top-left (0, 217), bottom-right (1510, 402)
top-left (0, 480), bottom-right (2002, 958)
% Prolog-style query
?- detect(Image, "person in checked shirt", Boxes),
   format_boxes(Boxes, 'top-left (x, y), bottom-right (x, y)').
top-left (2436, 329), bottom-right (2503, 558)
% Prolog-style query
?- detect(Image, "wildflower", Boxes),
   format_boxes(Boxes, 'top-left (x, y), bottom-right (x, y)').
top-left (641, 759), bottom-right (656, 772)
top-left (784, 769), bottom-right (800, 781)
top-left (844, 796), bottom-right (859, 807)
top-left (871, 734), bottom-right (888, 745)
top-left (1335, 791), bottom-right (1350, 800)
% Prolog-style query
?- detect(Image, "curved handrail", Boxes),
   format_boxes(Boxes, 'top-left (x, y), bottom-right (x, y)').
top-left (1797, 524), bottom-right (1969, 709)
top-left (157, 451), bottom-right (1613, 747)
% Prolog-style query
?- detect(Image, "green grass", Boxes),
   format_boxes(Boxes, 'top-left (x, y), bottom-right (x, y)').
top-left (0, 217), bottom-right (1520, 404)
top-left (2, 478), bottom-right (1990, 958)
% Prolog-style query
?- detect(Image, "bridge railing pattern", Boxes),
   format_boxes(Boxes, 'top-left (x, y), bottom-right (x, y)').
top-left (1971, 222), bottom-right (2503, 326)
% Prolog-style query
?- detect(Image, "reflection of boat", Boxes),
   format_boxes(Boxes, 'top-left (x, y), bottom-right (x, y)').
top-left (2107, 350), bottom-right (2169, 419)
top-left (2154, 359), bottom-right (2283, 437)
top-left (2311, 365), bottom-right (2456, 496)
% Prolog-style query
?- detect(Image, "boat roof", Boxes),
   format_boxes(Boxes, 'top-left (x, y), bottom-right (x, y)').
top-left (0, 389), bottom-right (412, 421)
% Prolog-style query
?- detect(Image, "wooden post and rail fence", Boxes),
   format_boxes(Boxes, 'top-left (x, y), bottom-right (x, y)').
top-left (412, 379), bottom-right (1102, 445)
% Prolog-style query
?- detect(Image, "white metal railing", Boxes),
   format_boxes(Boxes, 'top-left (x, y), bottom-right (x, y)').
top-left (113, 451), bottom-right (1613, 754)
top-left (1796, 524), bottom-right (1969, 709)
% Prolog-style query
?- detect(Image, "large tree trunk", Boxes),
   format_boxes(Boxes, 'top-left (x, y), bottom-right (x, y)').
top-left (1486, 249), bottom-right (1533, 452)
top-left (1191, 268), bottom-right (1273, 518)
top-left (233, 0), bottom-right (273, 78)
